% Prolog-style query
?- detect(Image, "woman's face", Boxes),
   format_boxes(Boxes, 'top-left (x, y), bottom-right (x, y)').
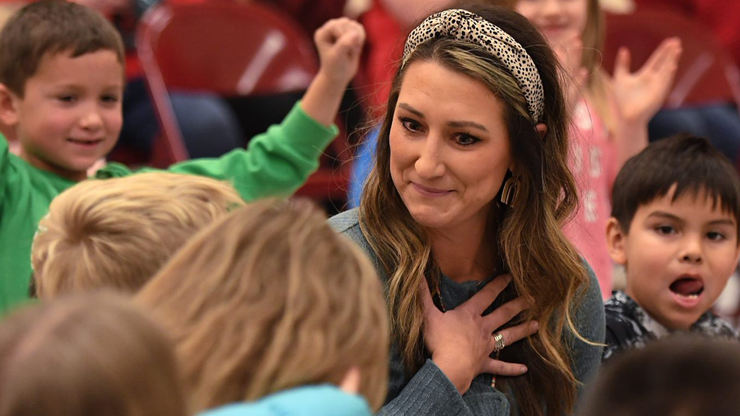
top-left (515, 0), bottom-right (588, 45)
top-left (389, 60), bottom-right (513, 233)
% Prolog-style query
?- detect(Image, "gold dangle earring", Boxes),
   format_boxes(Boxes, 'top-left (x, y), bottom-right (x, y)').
top-left (500, 172), bottom-right (520, 208)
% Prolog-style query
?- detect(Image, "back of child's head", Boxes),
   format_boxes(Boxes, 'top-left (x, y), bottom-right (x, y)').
top-left (611, 135), bottom-right (740, 236)
top-left (32, 172), bottom-right (245, 298)
top-left (579, 335), bottom-right (740, 416)
top-left (0, 292), bottom-right (186, 416)
top-left (136, 199), bottom-right (389, 413)
top-left (0, 0), bottom-right (124, 96)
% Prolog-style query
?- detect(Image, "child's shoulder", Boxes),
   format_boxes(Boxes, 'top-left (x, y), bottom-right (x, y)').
top-left (693, 311), bottom-right (740, 341)
top-left (603, 291), bottom-right (654, 360)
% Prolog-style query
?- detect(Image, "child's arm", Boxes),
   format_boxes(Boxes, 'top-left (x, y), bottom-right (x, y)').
top-left (553, 32), bottom-right (588, 113)
top-left (99, 18), bottom-right (366, 202)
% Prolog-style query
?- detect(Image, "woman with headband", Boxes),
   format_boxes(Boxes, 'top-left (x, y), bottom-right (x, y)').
top-left (330, 4), bottom-right (604, 415)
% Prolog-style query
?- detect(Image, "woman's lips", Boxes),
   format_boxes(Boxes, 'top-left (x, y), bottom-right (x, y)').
top-left (411, 183), bottom-right (453, 198)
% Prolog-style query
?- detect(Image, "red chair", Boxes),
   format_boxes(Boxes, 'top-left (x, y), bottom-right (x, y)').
top-left (602, 7), bottom-right (740, 109)
top-left (136, 1), bottom-right (350, 201)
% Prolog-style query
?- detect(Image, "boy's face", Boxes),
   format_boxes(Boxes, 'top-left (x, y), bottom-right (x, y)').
top-left (607, 188), bottom-right (740, 330)
top-left (1, 49), bottom-right (124, 181)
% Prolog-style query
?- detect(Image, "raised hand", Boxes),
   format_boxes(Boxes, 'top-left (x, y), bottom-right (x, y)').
top-left (314, 17), bottom-right (366, 87)
top-left (422, 274), bottom-right (539, 395)
top-left (301, 18), bottom-right (365, 127)
top-left (610, 37), bottom-right (683, 124)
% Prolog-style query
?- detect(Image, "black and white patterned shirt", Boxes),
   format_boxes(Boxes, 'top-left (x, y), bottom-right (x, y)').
top-left (603, 290), bottom-right (739, 361)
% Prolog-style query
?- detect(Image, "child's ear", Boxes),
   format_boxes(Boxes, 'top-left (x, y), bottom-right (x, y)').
top-left (0, 84), bottom-right (19, 127)
top-left (338, 367), bottom-right (361, 394)
top-left (606, 217), bottom-right (628, 265)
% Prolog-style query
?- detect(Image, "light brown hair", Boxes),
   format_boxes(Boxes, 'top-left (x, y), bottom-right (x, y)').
top-left (579, 0), bottom-right (615, 132)
top-left (136, 199), bottom-right (389, 412)
top-left (0, 292), bottom-right (186, 416)
top-left (0, 0), bottom-right (125, 97)
top-left (32, 172), bottom-right (245, 298)
top-left (360, 4), bottom-right (589, 415)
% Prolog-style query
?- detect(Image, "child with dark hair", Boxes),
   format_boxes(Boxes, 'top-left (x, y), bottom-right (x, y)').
top-left (603, 135), bottom-right (740, 360)
top-left (581, 336), bottom-right (740, 416)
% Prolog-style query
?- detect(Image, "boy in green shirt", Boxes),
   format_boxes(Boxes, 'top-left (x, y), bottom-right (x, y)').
top-left (0, 0), bottom-right (365, 314)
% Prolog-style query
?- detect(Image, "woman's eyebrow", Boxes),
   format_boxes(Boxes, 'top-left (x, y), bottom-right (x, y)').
top-left (398, 103), bottom-right (488, 132)
top-left (398, 103), bottom-right (424, 118)
top-left (448, 120), bottom-right (488, 132)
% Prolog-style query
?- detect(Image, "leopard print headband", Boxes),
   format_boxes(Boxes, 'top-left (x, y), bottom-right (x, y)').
top-left (402, 9), bottom-right (545, 123)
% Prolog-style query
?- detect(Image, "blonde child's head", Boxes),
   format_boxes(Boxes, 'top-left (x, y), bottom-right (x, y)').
top-left (0, 292), bottom-right (186, 416)
top-left (32, 172), bottom-right (244, 298)
top-left (136, 199), bottom-right (389, 413)
top-left (0, 0), bottom-right (126, 180)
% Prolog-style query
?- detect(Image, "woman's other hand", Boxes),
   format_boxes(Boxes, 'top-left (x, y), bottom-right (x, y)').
top-left (422, 274), bottom-right (539, 395)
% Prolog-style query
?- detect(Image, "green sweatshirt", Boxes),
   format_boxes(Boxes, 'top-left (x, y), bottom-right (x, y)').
top-left (0, 103), bottom-right (338, 315)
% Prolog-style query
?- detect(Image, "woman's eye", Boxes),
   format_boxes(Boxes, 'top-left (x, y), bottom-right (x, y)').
top-left (57, 95), bottom-right (76, 103)
top-left (655, 225), bottom-right (676, 235)
top-left (455, 133), bottom-right (480, 146)
top-left (707, 231), bottom-right (726, 241)
top-left (400, 117), bottom-right (422, 133)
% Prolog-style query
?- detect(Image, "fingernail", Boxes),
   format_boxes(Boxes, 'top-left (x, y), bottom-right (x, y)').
top-left (531, 321), bottom-right (539, 331)
top-left (519, 365), bottom-right (528, 374)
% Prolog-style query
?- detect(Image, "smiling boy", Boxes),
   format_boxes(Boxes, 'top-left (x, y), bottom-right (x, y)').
top-left (0, 0), bottom-right (365, 314)
top-left (603, 136), bottom-right (740, 361)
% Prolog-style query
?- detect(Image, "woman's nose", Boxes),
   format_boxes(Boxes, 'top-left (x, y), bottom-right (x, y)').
top-left (414, 136), bottom-right (446, 179)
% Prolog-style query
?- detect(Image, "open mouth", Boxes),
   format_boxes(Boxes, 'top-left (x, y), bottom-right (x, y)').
top-left (669, 276), bottom-right (704, 299)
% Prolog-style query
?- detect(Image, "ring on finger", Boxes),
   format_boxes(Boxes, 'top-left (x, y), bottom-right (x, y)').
top-left (492, 332), bottom-right (506, 352)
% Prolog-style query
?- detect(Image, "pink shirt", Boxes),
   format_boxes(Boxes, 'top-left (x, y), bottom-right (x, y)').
top-left (563, 99), bottom-right (616, 300)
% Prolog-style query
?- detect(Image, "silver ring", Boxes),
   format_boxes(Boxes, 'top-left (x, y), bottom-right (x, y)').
top-left (493, 332), bottom-right (506, 352)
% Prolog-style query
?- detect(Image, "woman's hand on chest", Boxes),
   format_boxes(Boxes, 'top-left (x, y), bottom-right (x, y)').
top-left (422, 274), bottom-right (539, 395)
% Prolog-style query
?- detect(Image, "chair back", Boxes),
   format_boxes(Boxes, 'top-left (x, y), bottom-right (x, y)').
top-left (603, 7), bottom-right (740, 109)
top-left (137, 2), bottom-right (350, 202)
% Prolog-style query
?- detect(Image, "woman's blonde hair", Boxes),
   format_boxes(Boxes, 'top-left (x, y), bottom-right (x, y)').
top-left (136, 199), bottom-right (389, 413)
top-left (0, 292), bottom-right (186, 416)
top-left (360, 4), bottom-right (590, 415)
top-left (32, 172), bottom-right (244, 298)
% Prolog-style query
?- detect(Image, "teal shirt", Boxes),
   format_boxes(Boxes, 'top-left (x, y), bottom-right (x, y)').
top-left (197, 385), bottom-right (372, 416)
top-left (0, 103), bottom-right (337, 314)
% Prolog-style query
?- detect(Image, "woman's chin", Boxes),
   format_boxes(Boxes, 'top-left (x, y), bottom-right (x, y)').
top-left (407, 208), bottom-right (452, 230)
